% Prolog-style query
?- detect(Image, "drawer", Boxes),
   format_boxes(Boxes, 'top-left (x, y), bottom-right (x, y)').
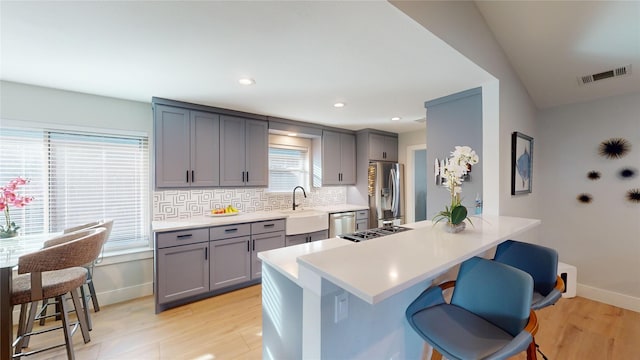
top-left (356, 210), bottom-right (369, 220)
top-left (156, 228), bottom-right (209, 249)
top-left (251, 219), bottom-right (285, 235)
top-left (210, 223), bottom-right (251, 240)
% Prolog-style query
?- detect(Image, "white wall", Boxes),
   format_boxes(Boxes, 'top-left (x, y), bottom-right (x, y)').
top-left (392, 1), bottom-right (640, 310)
top-left (1, 80), bottom-right (155, 317)
top-left (425, 89), bottom-right (483, 219)
top-left (538, 92), bottom-right (640, 311)
top-left (0, 81), bottom-right (152, 134)
top-left (398, 127), bottom-right (426, 166)
top-left (399, 128), bottom-right (427, 223)
top-left (391, 0), bottom-right (539, 228)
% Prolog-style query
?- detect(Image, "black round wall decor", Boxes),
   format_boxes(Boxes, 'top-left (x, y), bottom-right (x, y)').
top-left (627, 189), bottom-right (640, 203)
top-left (587, 171), bottom-right (601, 180)
top-left (598, 138), bottom-right (631, 159)
top-left (577, 193), bottom-right (593, 203)
top-left (619, 168), bottom-right (637, 179)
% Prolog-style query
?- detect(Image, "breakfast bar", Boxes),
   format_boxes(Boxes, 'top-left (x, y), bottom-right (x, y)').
top-left (258, 215), bottom-right (541, 359)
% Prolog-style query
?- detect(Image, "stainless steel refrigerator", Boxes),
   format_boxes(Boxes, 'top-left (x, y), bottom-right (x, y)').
top-left (368, 162), bottom-right (404, 227)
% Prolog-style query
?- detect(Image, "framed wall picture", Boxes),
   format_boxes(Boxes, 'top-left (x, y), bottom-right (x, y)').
top-left (511, 131), bottom-right (533, 195)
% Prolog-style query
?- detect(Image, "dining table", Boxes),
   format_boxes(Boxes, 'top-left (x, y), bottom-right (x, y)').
top-left (0, 233), bottom-right (59, 360)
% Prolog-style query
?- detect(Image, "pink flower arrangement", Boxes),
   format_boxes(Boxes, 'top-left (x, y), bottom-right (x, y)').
top-left (1, 177), bottom-right (34, 238)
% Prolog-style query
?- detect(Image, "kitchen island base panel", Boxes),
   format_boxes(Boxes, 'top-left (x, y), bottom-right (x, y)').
top-left (262, 265), bottom-right (302, 359)
top-left (259, 216), bottom-right (542, 359)
top-left (262, 261), bottom-right (431, 360)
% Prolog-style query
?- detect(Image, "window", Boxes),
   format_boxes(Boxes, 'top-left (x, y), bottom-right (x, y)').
top-left (0, 125), bottom-right (150, 250)
top-left (268, 142), bottom-right (310, 193)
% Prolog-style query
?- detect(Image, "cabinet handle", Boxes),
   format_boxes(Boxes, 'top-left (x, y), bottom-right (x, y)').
top-left (186, 170), bottom-right (189, 183)
top-left (252, 239), bottom-right (255, 251)
top-left (176, 234), bottom-right (192, 239)
top-left (242, 171), bottom-right (245, 182)
top-left (205, 247), bottom-right (208, 260)
top-left (263, 224), bottom-right (275, 228)
top-left (224, 228), bottom-right (238, 233)
top-left (246, 171), bottom-right (249, 182)
top-left (192, 170), bottom-right (195, 183)
top-left (384, 151), bottom-right (386, 159)
top-left (247, 240), bottom-right (250, 252)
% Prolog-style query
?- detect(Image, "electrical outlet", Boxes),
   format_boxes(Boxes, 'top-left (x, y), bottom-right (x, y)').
top-left (334, 291), bottom-right (348, 323)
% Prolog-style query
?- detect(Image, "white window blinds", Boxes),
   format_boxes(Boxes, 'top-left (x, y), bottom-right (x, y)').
top-left (268, 145), bottom-right (309, 192)
top-left (0, 128), bottom-right (47, 234)
top-left (0, 126), bottom-right (150, 250)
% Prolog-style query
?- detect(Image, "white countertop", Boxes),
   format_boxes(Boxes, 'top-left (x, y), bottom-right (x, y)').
top-left (313, 204), bottom-right (369, 213)
top-left (152, 203), bottom-right (368, 232)
top-left (152, 211), bottom-right (287, 232)
top-left (259, 215), bottom-right (541, 305)
top-left (257, 237), bottom-right (351, 283)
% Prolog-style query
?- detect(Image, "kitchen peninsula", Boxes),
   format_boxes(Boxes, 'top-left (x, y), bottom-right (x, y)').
top-left (258, 215), bottom-right (541, 359)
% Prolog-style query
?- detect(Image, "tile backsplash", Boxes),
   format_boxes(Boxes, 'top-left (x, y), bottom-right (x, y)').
top-left (153, 187), bottom-right (346, 221)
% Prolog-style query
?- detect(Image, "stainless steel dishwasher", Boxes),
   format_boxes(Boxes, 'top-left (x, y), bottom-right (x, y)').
top-left (329, 211), bottom-right (356, 238)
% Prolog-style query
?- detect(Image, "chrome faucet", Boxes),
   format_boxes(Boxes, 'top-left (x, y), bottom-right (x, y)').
top-left (292, 186), bottom-right (307, 211)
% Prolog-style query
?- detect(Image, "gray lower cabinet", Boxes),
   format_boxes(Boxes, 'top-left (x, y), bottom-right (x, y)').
top-left (286, 229), bottom-right (329, 246)
top-left (219, 115), bottom-right (268, 187)
top-left (355, 209), bottom-right (369, 231)
top-left (155, 219), bottom-right (285, 312)
top-left (156, 228), bottom-right (210, 305)
top-left (250, 220), bottom-right (285, 279)
top-left (210, 219), bottom-right (285, 287)
top-left (210, 235), bottom-right (251, 290)
top-left (322, 130), bottom-right (356, 185)
top-left (154, 104), bottom-right (220, 188)
top-left (210, 223), bottom-right (252, 290)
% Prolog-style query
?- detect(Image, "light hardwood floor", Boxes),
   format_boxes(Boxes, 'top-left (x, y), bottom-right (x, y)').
top-left (14, 285), bottom-right (640, 360)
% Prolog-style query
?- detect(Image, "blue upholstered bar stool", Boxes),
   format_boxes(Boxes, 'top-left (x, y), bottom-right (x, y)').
top-left (406, 256), bottom-right (539, 360)
top-left (493, 240), bottom-right (564, 310)
top-left (493, 240), bottom-right (565, 359)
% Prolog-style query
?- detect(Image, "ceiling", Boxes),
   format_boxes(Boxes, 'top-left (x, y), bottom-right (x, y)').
top-left (475, 0), bottom-right (640, 109)
top-left (0, 1), bottom-right (493, 134)
top-left (3, 2), bottom-right (637, 134)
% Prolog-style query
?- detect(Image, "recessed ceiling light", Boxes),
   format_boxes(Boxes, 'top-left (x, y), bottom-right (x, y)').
top-left (333, 102), bottom-right (345, 108)
top-left (287, 133), bottom-right (297, 137)
top-left (238, 78), bottom-right (255, 85)
top-left (391, 117), bottom-right (401, 121)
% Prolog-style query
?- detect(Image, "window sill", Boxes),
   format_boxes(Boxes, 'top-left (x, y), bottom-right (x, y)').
top-left (97, 246), bottom-right (153, 267)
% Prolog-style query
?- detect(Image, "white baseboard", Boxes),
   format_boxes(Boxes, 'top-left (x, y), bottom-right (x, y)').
top-left (11, 282), bottom-right (154, 325)
top-left (577, 283), bottom-right (640, 313)
top-left (96, 282), bottom-right (153, 307)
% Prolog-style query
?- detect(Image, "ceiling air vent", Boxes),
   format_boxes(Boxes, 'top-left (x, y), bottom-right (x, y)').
top-left (578, 65), bottom-right (631, 86)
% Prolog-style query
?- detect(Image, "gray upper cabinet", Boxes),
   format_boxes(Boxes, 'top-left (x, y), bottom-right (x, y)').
top-left (220, 115), bottom-right (268, 187)
top-left (190, 111), bottom-right (220, 186)
top-left (369, 133), bottom-right (398, 162)
top-left (322, 130), bottom-right (356, 185)
top-left (155, 104), bottom-right (220, 188)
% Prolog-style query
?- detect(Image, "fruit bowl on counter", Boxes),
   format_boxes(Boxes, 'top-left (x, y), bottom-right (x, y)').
top-left (207, 205), bottom-right (240, 217)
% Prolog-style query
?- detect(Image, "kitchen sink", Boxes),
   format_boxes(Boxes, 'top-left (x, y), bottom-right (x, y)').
top-left (278, 209), bottom-right (328, 235)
